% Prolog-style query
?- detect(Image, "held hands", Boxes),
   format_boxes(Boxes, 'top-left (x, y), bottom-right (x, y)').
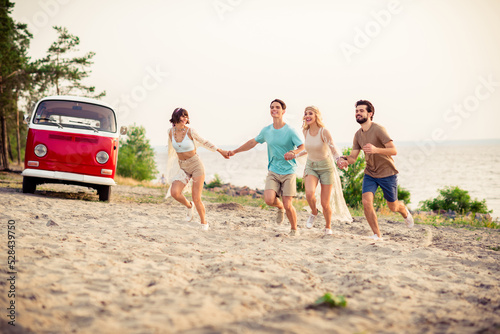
top-left (218, 149), bottom-right (230, 159)
top-left (336, 156), bottom-right (349, 169)
top-left (219, 150), bottom-right (236, 159)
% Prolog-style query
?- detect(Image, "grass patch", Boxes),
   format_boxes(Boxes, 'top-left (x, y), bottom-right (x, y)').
top-left (311, 293), bottom-right (347, 308)
top-left (203, 190), bottom-right (268, 208)
top-left (413, 213), bottom-right (499, 229)
top-left (0, 171), bottom-right (22, 183)
top-left (116, 194), bottom-right (165, 204)
top-left (349, 204), bottom-right (500, 230)
top-left (202, 190), bottom-right (312, 211)
top-left (115, 175), bottom-right (164, 189)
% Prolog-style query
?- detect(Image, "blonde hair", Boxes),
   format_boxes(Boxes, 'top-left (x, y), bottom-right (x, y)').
top-left (302, 106), bottom-right (326, 130)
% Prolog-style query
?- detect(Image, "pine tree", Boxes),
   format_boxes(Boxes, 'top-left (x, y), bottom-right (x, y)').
top-left (32, 26), bottom-right (105, 100)
top-left (0, 0), bottom-right (32, 170)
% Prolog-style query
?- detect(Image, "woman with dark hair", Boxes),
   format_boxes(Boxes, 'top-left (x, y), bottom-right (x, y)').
top-left (165, 107), bottom-right (229, 230)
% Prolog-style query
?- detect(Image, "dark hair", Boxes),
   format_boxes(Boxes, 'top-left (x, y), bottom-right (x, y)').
top-left (169, 107), bottom-right (189, 125)
top-left (355, 100), bottom-right (375, 120)
top-left (270, 99), bottom-right (286, 110)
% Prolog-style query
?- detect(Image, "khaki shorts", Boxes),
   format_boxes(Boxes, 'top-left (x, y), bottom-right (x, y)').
top-left (265, 171), bottom-right (297, 197)
top-left (304, 158), bottom-right (335, 185)
top-left (178, 154), bottom-right (205, 180)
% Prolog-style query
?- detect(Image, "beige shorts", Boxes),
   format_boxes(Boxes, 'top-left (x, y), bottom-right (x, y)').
top-left (304, 158), bottom-right (335, 185)
top-left (265, 171), bottom-right (297, 197)
top-left (178, 154), bottom-right (205, 180)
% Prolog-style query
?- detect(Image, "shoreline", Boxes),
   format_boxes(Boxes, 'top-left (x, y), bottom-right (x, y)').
top-left (1, 172), bottom-right (500, 333)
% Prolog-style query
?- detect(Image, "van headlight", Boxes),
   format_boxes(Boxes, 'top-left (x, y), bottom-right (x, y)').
top-left (96, 151), bottom-right (109, 164)
top-left (34, 144), bottom-right (47, 157)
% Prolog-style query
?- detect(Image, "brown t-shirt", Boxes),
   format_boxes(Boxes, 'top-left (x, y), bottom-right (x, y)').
top-left (353, 123), bottom-right (398, 178)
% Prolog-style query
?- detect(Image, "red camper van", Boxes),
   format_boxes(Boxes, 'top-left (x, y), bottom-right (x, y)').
top-left (22, 96), bottom-right (126, 201)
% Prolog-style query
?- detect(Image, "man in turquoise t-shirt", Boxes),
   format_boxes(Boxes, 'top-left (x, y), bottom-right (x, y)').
top-left (229, 99), bottom-right (304, 235)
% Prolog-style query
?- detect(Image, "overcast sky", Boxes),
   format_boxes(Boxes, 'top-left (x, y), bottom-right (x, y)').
top-left (12, 0), bottom-right (500, 147)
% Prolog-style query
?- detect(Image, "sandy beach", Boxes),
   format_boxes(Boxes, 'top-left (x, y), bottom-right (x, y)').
top-left (1, 173), bottom-right (499, 334)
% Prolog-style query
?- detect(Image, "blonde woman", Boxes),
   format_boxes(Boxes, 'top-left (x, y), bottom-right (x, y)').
top-left (290, 106), bottom-right (352, 235)
top-left (165, 107), bottom-right (229, 230)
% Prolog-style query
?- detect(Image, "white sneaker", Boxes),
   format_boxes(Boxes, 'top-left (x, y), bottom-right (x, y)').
top-left (368, 234), bottom-right (383, 241)
top-left (186, 202), bottom-right (194, 222)
top-left (324, 228), bottom-right (333, 235)
top-left (404, 207), bottom-right (414, 228)
top-left (200, 223), bottom-right (209, 231)
top-left (276, 209), bottom-right (285, 225)
top-left (289, 229), bottom-right (300, 237)
top-left (306, 213), bottom-right (317, 229)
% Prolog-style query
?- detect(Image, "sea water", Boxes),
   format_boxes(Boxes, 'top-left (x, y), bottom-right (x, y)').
top-left (155, 140), bottom-right (500, 218)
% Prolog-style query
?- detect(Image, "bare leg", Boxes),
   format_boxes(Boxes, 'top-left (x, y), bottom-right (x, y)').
top-left (191, 175), bottom-right (206, 224)
top-left (264, 189), bottom-right (284, 210)
top-left (170, 181), bottom-right (192, 208)
top-left (362, 192), bottom-right (381, 237)
top-left (304, 175), bottom-right (319, 215)
top-left (282, 196), bottom-right (298, 230)
top-left (387, 200), bottom-right (408, 217)
top-left (320, 184), bottom-right (333, 229)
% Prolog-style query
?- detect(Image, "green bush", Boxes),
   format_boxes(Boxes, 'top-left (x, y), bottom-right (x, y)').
top-left (419, 186), bottom-right (491, 214)
top-left (339, 147), bottom-right (365, 208)
top-left (206, 174), bottom-right (223, 189)
top-left (117, 124), bottom-right (158, 181)
top-left (296, 177), bottom-right (305, 193)
top-left (398, 186), bottom-right (411, 204)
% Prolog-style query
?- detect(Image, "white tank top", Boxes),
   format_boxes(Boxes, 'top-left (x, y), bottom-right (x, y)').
top-left (172, 129), bottom-right (195, 153)
top-left (305, 128), bottom-right (329, 162)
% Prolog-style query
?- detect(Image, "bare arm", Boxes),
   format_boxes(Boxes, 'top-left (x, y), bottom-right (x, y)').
top-left (289, 144), bottom-right (305, 156)
top-left (337, 148), bottom-right (361, 168)
top-left (345, 149), bottom-right (361, 165)
top-left (362, 141), bottom-right (397, 156)
top-left (285, 144), bottom-right (305, 160)
top-left (231, 138), bottom-right (258, 155)
top-left (295, 150), bottom-right (308, 158)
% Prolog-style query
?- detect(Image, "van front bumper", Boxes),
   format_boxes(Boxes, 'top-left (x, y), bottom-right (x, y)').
top-left (22, 169), bottom-right (116, 186)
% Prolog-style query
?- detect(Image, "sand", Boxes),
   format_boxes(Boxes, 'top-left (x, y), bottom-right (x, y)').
top-left (0, 174), bottom-right (499, 334)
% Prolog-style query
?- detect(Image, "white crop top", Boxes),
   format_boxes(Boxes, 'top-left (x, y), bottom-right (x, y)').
top-left (172, 129), bottom-right (195, 153)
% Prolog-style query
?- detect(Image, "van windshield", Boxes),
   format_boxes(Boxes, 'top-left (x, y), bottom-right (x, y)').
top-left (33, 100), bottom-right (117, 133)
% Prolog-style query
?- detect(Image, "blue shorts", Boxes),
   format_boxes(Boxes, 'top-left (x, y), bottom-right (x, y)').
top-left (362, 174), bottom-right (398, 203)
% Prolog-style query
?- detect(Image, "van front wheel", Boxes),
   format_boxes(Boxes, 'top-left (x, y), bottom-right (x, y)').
top-left (98, 185), bottom-right (111, 202)
top-left (22, 177), bottom-right (37, 194)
